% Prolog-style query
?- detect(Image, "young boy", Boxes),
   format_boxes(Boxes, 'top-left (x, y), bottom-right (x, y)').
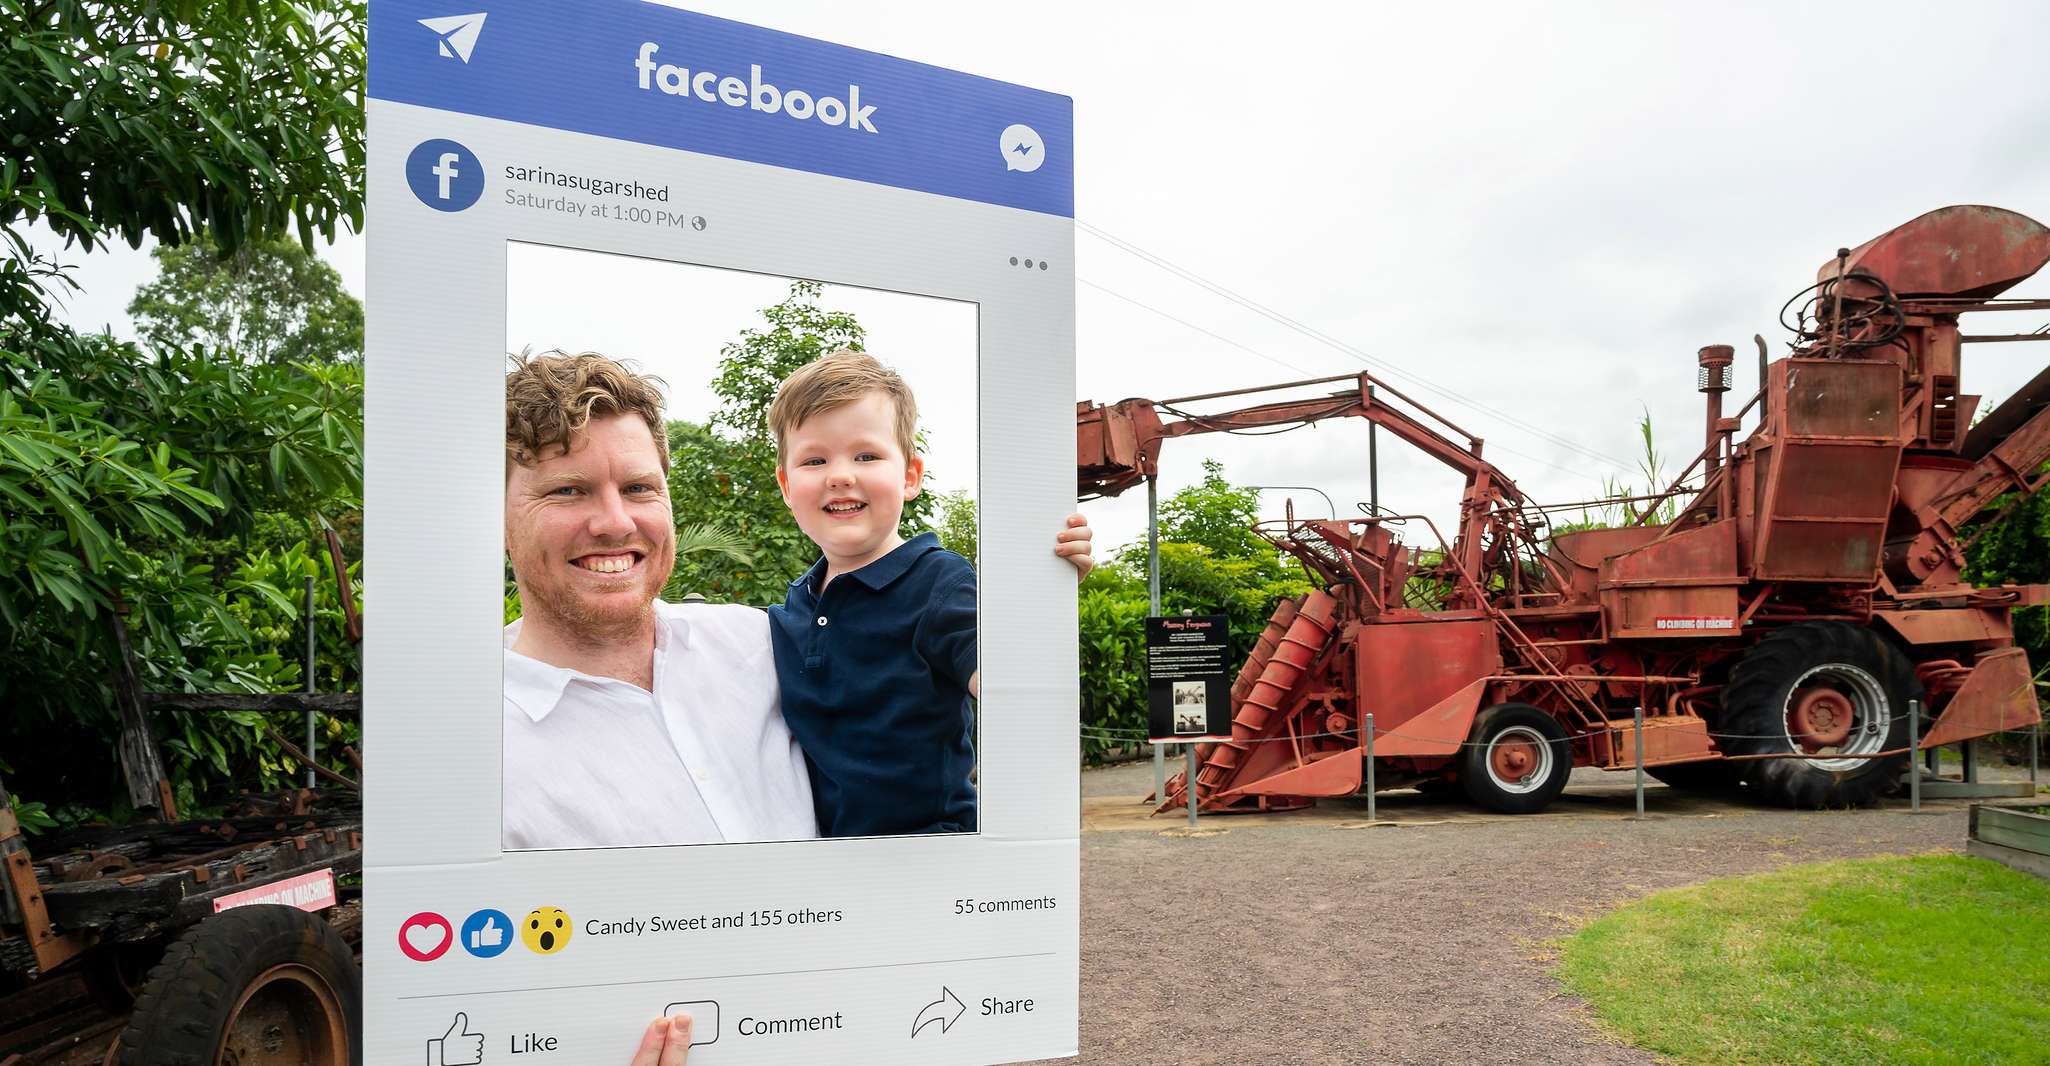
top-left (766, 349), bottom-right (1088, 836)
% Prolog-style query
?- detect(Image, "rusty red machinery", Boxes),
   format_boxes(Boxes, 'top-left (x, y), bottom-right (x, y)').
top-left (1077, 204), bottom-right (2050, 814)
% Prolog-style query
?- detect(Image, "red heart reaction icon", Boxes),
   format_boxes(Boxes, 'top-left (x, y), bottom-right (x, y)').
top-left (399, 911), bottom-right (454, 961)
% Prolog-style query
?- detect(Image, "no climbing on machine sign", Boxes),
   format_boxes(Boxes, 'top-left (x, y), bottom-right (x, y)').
top-left (1147, 615), bottom-right (1232, 741)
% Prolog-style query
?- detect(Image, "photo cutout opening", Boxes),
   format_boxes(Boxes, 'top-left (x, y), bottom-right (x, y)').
top-left (501, 240), bottom-right (981, 852)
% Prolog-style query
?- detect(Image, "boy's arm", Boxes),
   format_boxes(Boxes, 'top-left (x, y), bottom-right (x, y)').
top-left (1055, 512), bottom-right (1093, 579)
top-left (918, 563), bottom-right (979, 697)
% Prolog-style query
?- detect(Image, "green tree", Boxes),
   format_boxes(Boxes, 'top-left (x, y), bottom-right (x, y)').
top-left (665, 280), bottom-right (938, 604)
top-left (1076, 462), bottom-right (1311, 761)
top-left (127, 235), bottom-right (363, 365)
top-left (933, 490), bottom-right (977, 567)
top-left (1962, 462), bottom-right (2050, 676)
top-left (0, 309), bottom-right (365, 820)
top-left (1159, 458), bottom-right (1271, 560)
top-left (0, 0), bottom-right (366, 823)
top-left (1, 0), bottom-right (362, 262)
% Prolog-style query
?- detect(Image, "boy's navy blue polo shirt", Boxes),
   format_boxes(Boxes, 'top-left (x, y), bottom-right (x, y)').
top-left (767, 532), bottom-right (977, 837)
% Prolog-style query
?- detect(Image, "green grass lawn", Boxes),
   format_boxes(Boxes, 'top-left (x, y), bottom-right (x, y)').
top-left (1555, 855), bottom-right (2050, 1065)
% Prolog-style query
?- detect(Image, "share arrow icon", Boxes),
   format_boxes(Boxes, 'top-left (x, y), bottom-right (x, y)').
top-left (910, 986), bottom-right (966, 1038)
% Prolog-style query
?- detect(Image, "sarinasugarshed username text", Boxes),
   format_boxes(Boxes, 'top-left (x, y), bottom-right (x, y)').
top-left (504, 164), bottom-right (671, 202)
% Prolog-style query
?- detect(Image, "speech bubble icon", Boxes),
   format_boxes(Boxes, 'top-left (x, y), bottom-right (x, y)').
top-left (1000, 124), bottom-right (1046, 173)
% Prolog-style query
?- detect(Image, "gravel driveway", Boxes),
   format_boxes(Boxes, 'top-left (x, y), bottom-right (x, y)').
top-left (1041, 761), bottom-right (2040, 1066)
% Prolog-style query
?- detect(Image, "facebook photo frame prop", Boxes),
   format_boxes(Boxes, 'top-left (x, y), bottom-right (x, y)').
top-left (366, 2), bottom-right (1076, 1062)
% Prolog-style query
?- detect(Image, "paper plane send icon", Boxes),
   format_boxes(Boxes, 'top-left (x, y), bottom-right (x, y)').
top-left (418, 12), bottom-right (487, 63)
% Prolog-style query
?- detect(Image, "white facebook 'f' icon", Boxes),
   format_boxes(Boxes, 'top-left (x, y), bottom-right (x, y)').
top-left (405, 139), bottom-right (484, 212)
top-left (433, 152), bottom-right (462, 200)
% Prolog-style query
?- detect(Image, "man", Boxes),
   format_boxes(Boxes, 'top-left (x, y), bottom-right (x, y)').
top-left (503, 351), bottom-right (816, 849)
top-left (502, 351), bottom-right (1093, 850)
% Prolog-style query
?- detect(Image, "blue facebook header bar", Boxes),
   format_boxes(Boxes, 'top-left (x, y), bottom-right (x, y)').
top-left (369, 1), bottom-right (1074, 217)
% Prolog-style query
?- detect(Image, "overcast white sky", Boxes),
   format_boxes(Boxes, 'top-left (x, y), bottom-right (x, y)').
top-left (31, 0), bottom-right (2050, 557)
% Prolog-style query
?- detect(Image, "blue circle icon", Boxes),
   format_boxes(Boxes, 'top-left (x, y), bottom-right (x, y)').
top-left (406, 139), bottom-right (483, 212)
top-left (459, 908), bottom-right (515, 958)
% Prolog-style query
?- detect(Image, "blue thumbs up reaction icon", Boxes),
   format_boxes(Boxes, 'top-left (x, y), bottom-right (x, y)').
top-left (460, 908), bottom-right (514, 959)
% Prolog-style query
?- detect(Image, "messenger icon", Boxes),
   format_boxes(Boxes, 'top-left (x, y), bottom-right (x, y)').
top-left (1000, 124), bottom-right (1046, 172)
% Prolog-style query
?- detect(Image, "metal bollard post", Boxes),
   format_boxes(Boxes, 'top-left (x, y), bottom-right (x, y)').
top-left (1633, 705), bottom-right (1645, 820)
top-left (304, 576), bottom-right (318, 789)
top-left (1365, 713), bottom-right (1376, 823)
top-left (1908, 698), bottom-right (1921, 813)
top-left (1147, 474), bottom-right (1163, 808)
top-left (1186, 745), bottom-right (1199, 828)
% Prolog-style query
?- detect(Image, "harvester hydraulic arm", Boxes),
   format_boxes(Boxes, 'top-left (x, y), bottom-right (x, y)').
top-left (1077, 371), bottom-right (1541, 583)
top-left (1077, 372), bottom-right (1514, 501)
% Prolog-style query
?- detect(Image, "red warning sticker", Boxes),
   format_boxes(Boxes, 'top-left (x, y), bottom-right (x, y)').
top-left (1653, 616), bottom-right (1736, 631)
top-left (212, 868), bottom-right (336, 913)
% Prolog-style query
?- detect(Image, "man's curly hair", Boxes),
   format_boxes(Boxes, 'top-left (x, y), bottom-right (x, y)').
top-left (505, 350), bottom-right (669, 474)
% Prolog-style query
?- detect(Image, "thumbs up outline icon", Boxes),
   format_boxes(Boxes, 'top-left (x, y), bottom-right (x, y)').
top-left (427, 1012), bottom-right (485, 1065)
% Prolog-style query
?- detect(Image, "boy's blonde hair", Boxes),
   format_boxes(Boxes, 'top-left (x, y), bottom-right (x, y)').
top-left (766, 349), bottom-right (918, 464)
top-left (505, 350), bottom-right (669, 474)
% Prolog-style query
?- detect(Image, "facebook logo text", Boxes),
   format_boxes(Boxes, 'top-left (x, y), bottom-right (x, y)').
top-left (634, 42), bottom-right (877, 133)
top-left (406, 139), bottom-right (486, 212)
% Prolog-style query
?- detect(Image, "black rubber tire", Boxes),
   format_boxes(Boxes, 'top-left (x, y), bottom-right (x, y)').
top-left (1721, 621), bottom-right (1920, 809)
top-left (1458, 703), bottom-right (1573, 814)
top-left (1645, 761), bottom-right (1745, 793)
top-left (117, 904), bottom-right (360, 1066)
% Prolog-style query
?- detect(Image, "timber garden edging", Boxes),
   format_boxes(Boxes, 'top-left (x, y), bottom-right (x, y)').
top-left (1967, 803), bottom-right (2050, 880)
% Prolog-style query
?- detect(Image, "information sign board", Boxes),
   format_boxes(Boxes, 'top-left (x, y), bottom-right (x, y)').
top-left (1146, 615), bottom-right (1234, 742)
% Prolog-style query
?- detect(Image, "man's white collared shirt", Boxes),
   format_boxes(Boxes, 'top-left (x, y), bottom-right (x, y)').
top-left (502, 600), bottom-right (817, 850)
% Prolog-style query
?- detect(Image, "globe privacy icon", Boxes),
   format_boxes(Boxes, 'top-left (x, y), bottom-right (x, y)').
top-left (406, 139), bottom-right (484, 211)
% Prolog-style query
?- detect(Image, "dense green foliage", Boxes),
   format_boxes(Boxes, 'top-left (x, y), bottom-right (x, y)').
top-left (1, 253), bottom-right (364, 827)
top-left (1078, 462), bottom-right (1312, 761)
top-left (0, 0), bottom-right (363, 256)
top-left (932, 490), bottom-right (977, 567)
top-left (1962, 461), bottom-right (2050, 672)
top-left (1, 0), bottom-right (366, 828)
top-left (1557, 855), bottom-right (2050, 1064)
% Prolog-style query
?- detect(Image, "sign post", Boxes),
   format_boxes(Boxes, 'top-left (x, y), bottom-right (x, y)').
top-left (1147, 614), bottom-right (1233, 826)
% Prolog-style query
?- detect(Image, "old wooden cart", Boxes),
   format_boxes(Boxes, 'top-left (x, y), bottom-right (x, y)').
top-left (2, 556), bottom-right (364, 1066)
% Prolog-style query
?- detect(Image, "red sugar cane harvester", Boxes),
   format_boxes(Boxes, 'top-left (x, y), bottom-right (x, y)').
top-left (1077, 205), bottom-right (2050, 814)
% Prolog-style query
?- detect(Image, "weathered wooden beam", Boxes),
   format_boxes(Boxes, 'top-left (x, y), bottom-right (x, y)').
top-left (41, 825), bottom-right (361, 944)
top-left (144, 693), bottom-right (362, 716)
top-left (106, 612), bottom-right (175, 820)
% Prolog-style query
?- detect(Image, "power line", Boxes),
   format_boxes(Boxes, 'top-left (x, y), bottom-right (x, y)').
top-left (1078, 278), bottom-right (1318, 378)
top-left (1077, 220), bottom-right (1639, 476)
top-left (1077, 276), bottom-right (1630, 482)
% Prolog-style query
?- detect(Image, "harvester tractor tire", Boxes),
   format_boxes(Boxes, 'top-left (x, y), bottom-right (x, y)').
top-left (116, 903), bottom-right (359, 1066)
top-left (1721, 621), bottom-right (1920, 809)
top-left (1459, 703), bottom-right (1573, 814)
